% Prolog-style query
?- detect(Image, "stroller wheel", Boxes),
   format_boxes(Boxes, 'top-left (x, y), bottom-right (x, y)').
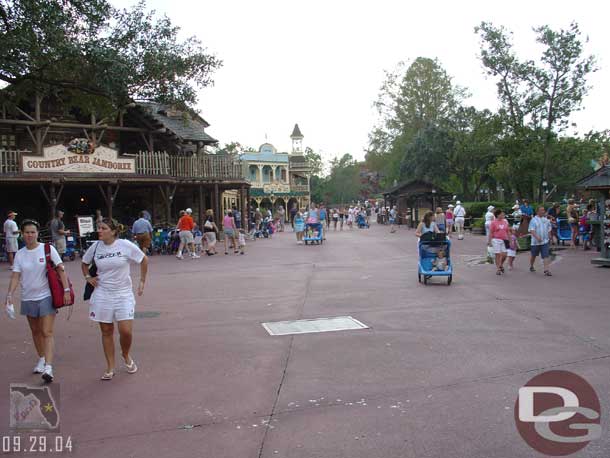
top-left (423, 276), bottom-right (428, 285)
top-left (418, 273), bottom-right (421, 283)
top-left (69, 254), bottom-right (75, 261)
top-left (447, 275), bottom-right (452, 286)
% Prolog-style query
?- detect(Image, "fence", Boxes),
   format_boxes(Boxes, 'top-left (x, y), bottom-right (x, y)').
top-left (0, 149), bottom-right (244, 181)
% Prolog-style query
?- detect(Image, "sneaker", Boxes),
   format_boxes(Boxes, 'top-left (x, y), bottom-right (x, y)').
top-left (41, 364), bottom-right (53, 383)
top-left (529, 266), bottom-right (536, 272)
top-left (191, 254), bottom-right (201, 259)
top-left (33, 357), bottom-right (46, 374)
top-left (544, 270), bottom-right (553, 276)
top-left (176, 254), bottom-right (183, 260)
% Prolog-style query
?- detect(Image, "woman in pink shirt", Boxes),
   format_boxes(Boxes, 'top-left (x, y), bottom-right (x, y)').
top-left (222, 211), bottom-right (238, 255)
top-left (488, 208), bottom-right (510, 275)
top-left (445, 205), bottom-right (454, 235)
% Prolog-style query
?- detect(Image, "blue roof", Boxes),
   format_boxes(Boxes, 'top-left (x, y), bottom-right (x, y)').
top-left (241, 152), bottom-right (289, 163)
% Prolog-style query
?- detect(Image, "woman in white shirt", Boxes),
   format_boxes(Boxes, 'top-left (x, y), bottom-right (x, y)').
top-left (81, 218), bottom-right (148, 380)
top-left (5, 219), bottom-right (71, 383)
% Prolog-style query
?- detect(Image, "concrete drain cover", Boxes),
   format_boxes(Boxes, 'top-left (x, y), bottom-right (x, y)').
top-left (134, 311), bottom-right (160, 319)
top-left (262, 316), bottom-right (368, 336)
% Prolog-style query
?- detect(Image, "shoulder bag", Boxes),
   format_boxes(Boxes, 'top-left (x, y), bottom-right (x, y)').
top-left (44, 243), bottom-right (75, 309)
top-left (83, 242), bottom-right (100, 301)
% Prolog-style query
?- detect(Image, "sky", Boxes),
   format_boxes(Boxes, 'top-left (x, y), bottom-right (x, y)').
top-left (123, 0), bottom-right (610, 163)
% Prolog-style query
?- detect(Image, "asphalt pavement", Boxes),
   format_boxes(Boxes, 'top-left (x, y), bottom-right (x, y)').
top-left (1, 221), bottom-right (608, 457)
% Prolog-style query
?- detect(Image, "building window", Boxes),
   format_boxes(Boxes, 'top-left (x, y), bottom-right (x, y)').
top-left (0, 134), bottom-right (16, 148)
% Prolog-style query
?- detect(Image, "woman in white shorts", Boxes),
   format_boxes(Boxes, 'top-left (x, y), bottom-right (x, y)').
top-left (487, 209), bottom-right (509, 275)
top-left (5, 219), bottom-right (72, 383)
top-left (81, 218), bottom-right (148, 380)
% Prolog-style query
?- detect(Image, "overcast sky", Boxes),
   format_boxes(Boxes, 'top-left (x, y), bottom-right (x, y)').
top-left (129, 0), bottom-right (609, 163)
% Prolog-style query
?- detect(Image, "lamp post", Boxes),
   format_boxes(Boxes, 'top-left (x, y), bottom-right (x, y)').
top-left (542, 180), bottom-right (548, 203)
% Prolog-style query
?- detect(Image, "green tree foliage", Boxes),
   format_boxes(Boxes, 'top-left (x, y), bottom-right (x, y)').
top-left (476, 21), bottom-right (597, 198)
top-left (314, 154), bottom-right (362, 204)
top-left (304, 146), bottom-right (323, 177)
top-left (366, 57), bottom-right (465, 187)
top-left (0, 0), bottom-right (221, 114)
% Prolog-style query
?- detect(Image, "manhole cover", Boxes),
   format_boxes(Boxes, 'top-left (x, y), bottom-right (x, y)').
top-left (262, 316), bottom-right (369, 336)
top-left (134, 311), bottom-right (161, 319)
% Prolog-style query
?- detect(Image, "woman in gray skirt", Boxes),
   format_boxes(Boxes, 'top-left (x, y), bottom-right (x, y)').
top-left (5, 219), bottom-right (71, 383)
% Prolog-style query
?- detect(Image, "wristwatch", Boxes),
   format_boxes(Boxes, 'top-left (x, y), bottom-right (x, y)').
top-left (85, 274), bottom-right (92, 279)
top-left (63, 288), bottom-right (70, 292)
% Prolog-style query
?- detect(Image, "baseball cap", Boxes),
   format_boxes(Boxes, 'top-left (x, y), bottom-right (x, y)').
top-left (512, 204), bottom-right (520, 210)
top-left (487, 205), bottom-right (495, 211)
top-left (456, 201), bottom-right (461, 205)
top-left (448, 204), bottom-right (454, 208)
top-left (186, 208), bottom-right (193, 214)
top-left (7, 210), bottom-right (17, 217)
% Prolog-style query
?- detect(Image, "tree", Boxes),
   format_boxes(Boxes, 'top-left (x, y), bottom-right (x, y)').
top-left (366, 57), bottom-right (465, 187)
top-left (476, 21), bottom-right (596, 199)
top-left (320, 154), bottom-right (363, 204)
top-left (304, 146), bottom-right (323, 177)
top-left (0, 0), bottom-right (222, 114)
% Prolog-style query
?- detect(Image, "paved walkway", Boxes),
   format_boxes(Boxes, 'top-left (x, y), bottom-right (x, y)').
top-left (1, 223), bottom-right (608, 457)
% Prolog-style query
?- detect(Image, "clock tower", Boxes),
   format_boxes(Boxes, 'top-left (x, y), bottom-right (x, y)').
top-left (290, 123), bottom-right (304, 154)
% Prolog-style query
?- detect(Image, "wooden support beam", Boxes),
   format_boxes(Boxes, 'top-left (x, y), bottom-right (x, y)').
top-left (198, 185), bottom-right (204, 229)
top-left (15, 106), bottom-right (35, 121)
top-left (39, 184), bottom-right (51, 204)
top-left (0, 119), bottom-right (153, 133)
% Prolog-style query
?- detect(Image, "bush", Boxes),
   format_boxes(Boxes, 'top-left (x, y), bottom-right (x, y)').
top-left (462, 201), bottom-right (513, 219)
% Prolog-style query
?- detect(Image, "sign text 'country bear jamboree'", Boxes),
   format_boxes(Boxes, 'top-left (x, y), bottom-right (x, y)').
top-left (22, 142), bottom-right (135, 174)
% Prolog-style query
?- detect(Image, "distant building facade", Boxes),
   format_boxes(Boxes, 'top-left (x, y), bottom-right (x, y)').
top-left (239, 124), bottom-right (311, 213)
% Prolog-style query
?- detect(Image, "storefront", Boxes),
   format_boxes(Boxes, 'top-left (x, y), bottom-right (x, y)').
top-left (577, 164), bottom-right (610, 266)
top-left (0, 98), bottom-right (249, 231)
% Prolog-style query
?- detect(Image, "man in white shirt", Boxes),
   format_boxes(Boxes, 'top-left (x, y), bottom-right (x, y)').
top-left (453, 201), bottom-right (466, 239)
top-left (3, 210), bottom-right (20, 268)
top-left (529, 206), bottom-right (553, 276)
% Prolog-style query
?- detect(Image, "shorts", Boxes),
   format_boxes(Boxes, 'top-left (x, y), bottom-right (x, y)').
top-left (454, 217), bottom-right (465, 226)
top-left (507, 249), bottom-right (516, 257)
top-left (135, 232), bottom-right (151, 250)
top-left (531, 243), bottom-right (550, 259)
top-left (179, 230), bottom-right (194, 244)
top-left (389, 218), bottom-right (395, 224)
top-left (491, 238), bottom-right (507, 254)
top-left (204, 231), bottom-right (217, 245)
top-left (53, 237), bottom-right (66, 254)
top-left (89, 292), bottom-right (135, 323)
top-left (20, 296), bottom-right (56, 318)
top-left (224, 228), bottom-right (235, 237)
top-left (446, 219), bottom-right (454, 226)
top-left (6, 238), bottom-right (18, 253)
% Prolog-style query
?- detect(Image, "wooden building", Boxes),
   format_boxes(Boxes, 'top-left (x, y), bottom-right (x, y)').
top-left (0, 95), bottom-right (250, 229)
top-left (382, 180), bottom-right (452, 227)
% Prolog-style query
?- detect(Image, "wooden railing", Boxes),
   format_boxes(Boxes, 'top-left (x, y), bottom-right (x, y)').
top-left (136, 151), bottom-right (243, 180)
top-left (0, 149), bottom-right (244, 181)
top-left (290, 184), bottom-right (309, 193)
top-left (135, 151), bottom-right (243, 180)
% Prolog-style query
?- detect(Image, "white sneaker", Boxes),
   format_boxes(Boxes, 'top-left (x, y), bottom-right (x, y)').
top-left (41, 364), bottom-right (53, 383)
top-left (191, 254), bottom-right (201, 259)
top-left (33, 357), bottom-right (46, 374)
top-left (5, 302), bottom-right (16, 320)
top-left (176, 254), bottom-right (183, 260)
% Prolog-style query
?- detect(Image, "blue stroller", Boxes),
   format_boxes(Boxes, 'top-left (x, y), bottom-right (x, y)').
top-left (303, 222), bottom-right (323, 245)
top-left (65, 234), bottom-right (77, 260)
top-left (418, 238), bottom-right (452, 285)
top-left (357, 214), bottom-right (369, 229)
top-left (556, 218), bottom-right (572, 245)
